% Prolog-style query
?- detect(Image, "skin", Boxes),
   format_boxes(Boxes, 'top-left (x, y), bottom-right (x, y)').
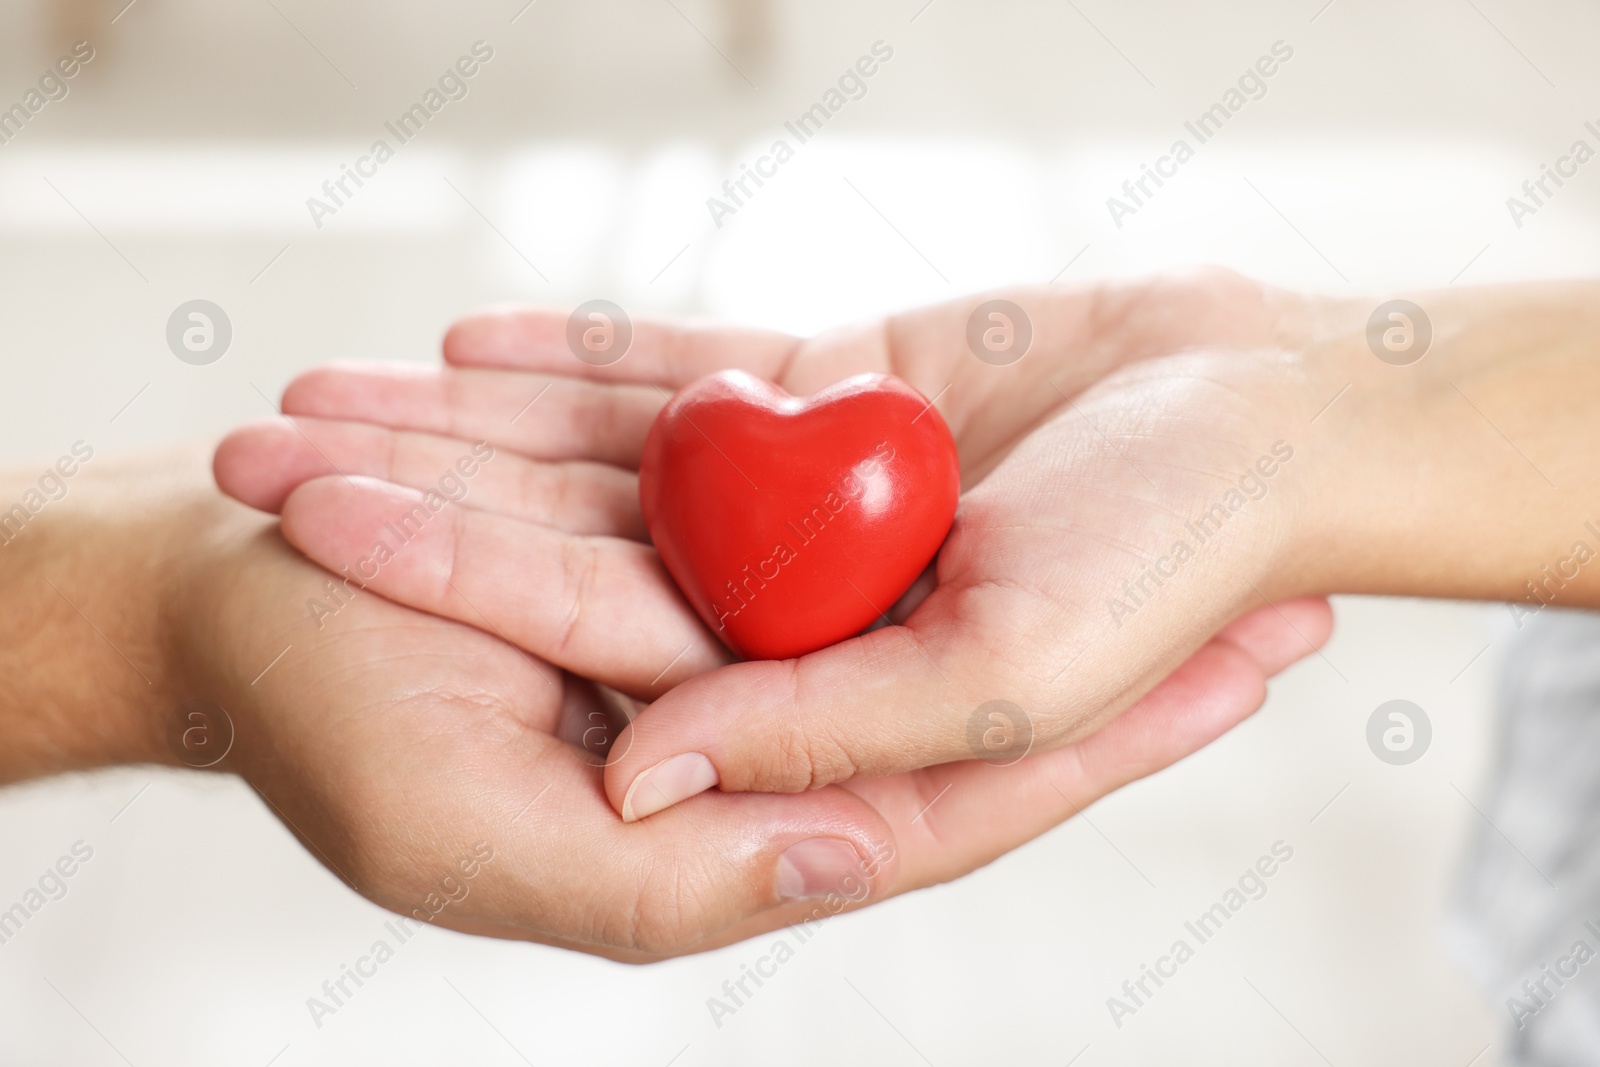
top-left (0, 439), bottom-right (1327, 961)
top-left (211, 270), bottom-right (1361, 843)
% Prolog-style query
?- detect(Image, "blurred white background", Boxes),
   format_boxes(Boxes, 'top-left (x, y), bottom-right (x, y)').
top-left (2, 0), bottom-right (1598, 1062)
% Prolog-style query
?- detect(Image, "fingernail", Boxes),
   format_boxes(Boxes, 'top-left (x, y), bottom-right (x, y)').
top-left (622, 753), bottom-right (718, 822)
top-left (775, 838), bottom-right (864, 902)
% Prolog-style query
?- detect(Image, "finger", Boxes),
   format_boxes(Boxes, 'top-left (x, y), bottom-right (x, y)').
top-left (443, 306), bottom-right (802, 388)
top-left (214, 416), bottom-right (645, 539)
top-left (623, 636), bottom-right (1268, 954)
top-left (1212, 596), bottom-right (1334, 676)
top-left (279, 362), bottom-right (664, 468)
top-left (604, 592), bottom-right (1334, 820)
top-left (849, 635), bottom-right (1272, 893)
top-left (338, 719), bottom-right (902, 960)
top-left (517, 638), bottom-right (1265, 956)
top-left (279, 475), bottom-right (725, 698)
top-left (238, 544), bottom-right (901, 963)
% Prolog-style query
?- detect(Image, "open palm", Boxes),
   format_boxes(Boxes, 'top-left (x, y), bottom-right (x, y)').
top-left (214, 271), bottom-right (1330, 895)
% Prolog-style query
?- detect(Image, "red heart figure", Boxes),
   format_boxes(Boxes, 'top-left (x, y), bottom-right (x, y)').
top-left (639, 370), bottom-right (960, 661)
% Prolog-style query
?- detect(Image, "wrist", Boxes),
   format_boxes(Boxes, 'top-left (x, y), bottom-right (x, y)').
top-left (1292, 281), bottom-right (1600, 602)
top-left (1160, 281), bottom-right (1355, 608)
top-left (0, 447), bottom-right (219, 779)
top-left (160, 453), bottom-right (291, 777)
top-left (1245, 287), bottom-right (1376, 602)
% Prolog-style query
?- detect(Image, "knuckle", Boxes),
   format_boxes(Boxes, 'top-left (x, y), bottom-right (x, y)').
top-left (439, 507), bottom-right (469, 600)
top-left (613, 851), bottom-right (719, 956)
top-left (551, 535), bottom-right (599, 656)
top-left (754, 710), bottom-right (859, 792)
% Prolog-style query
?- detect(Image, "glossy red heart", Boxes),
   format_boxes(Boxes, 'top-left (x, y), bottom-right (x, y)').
top-left (639, 370), bottom-right (960, 660)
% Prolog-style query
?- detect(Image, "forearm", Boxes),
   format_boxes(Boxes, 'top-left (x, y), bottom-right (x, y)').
top-left (1297, 280), bottom-right (1600, 609)
top-left (0, 446), bottom-right (230, 781)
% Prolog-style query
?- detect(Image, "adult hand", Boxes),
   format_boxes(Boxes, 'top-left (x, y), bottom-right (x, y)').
top-left (1, 447), bottom-right (907, 960)
top-left (215, 269), bottom-right (1333, 831)
top-left (183, 467), bottom-right (1325, 962)
top-left (3, 450), bottom-right (1310, 961)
